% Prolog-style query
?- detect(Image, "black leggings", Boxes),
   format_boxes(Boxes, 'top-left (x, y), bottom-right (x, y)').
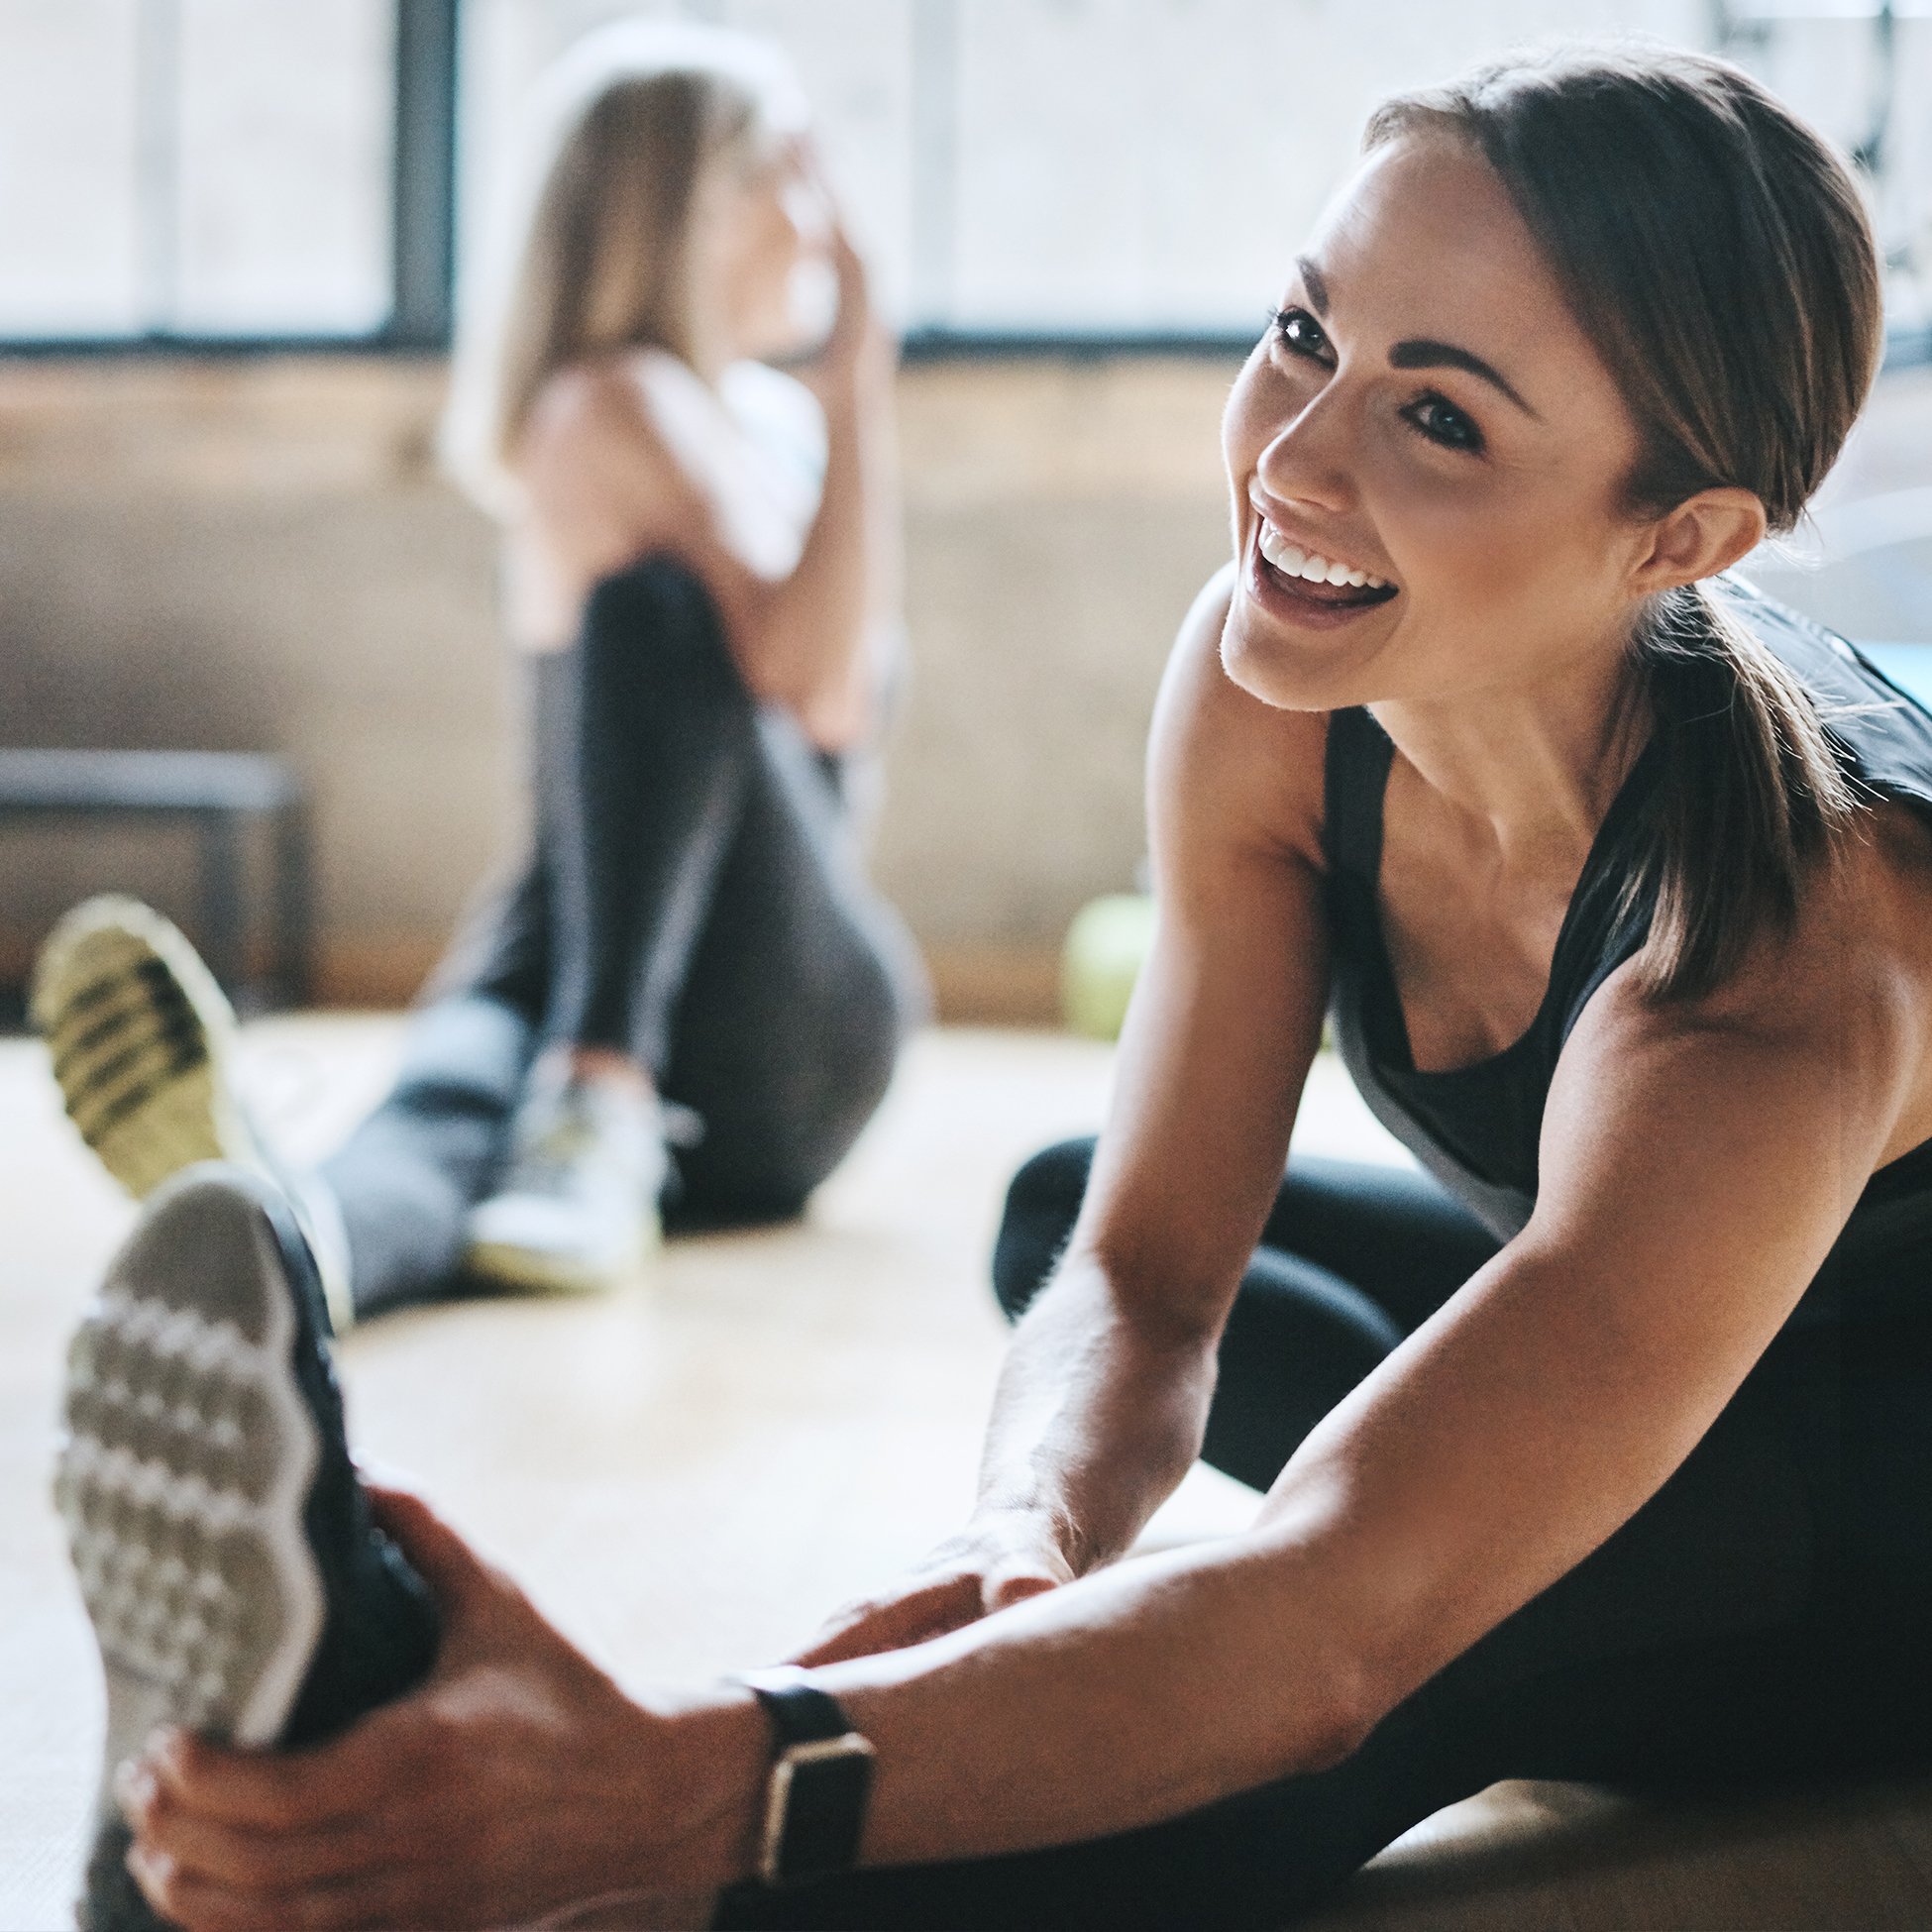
top-left (713, 1138), bottom-right (1932, 1929)
top-left (319, 557), bottom-right (923, 1318)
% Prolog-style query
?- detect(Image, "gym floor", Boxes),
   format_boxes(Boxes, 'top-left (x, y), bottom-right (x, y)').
top-left (4, 1019), bottom-right (1930, 1930)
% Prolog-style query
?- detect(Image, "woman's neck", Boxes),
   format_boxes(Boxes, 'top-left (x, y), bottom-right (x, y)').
top-left (1369, 645), bottom-right (1650, 873)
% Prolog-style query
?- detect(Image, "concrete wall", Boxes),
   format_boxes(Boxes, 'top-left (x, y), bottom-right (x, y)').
top-left (0, 353), bottom-right (1237, 1014)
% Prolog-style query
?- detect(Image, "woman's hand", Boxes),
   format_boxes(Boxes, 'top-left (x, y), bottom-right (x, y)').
top-left (793, 145), bottom-right (892, 404)
top-left (791, 1509), bottom-right (1075, 1666)
top-left (118, 1486), bottom-right (752, 1931)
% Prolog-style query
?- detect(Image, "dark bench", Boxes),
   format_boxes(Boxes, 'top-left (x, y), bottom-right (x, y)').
top-left (0, 749), bottom-right (313, 1010)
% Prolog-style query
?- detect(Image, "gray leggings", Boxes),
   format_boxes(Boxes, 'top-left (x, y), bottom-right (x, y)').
top-left (319, 556), bottom-right (923, 1319)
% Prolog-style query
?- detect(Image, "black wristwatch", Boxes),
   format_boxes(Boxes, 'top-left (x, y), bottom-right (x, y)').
top-left (736, 1666), bottom-right (877, 1887)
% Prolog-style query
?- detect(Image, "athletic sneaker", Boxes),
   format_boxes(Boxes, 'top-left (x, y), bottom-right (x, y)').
top-left (33, 897), bottom-right (357, 1336)
top-left (54, 1164), bottom-right (440, 1932)
top-left (464, 1065), bottom-right (670, 1296)
top-left (32, 896), bottom-right (265, 1201)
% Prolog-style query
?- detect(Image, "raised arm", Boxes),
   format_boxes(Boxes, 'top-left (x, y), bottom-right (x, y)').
top-left (739, 221), bottom-right (900, 748)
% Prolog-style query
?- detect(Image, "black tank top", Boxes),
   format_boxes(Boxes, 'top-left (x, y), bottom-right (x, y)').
top-left (1321, 578), bottom-right (1932, 1324)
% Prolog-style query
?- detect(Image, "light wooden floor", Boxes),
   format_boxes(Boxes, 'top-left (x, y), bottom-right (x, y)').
top-left (4, 1020), bottom-right (1930, 1930)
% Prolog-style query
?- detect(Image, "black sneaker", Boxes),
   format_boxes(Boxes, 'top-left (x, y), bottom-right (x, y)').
top-left (54, 1163), bottom-right (440, 1931)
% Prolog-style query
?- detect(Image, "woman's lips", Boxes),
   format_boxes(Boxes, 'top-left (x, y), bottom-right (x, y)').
top-left (1243, 524), bottom-right (1400, 630)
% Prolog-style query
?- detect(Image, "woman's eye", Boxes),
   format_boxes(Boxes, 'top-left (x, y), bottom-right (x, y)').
top-left (1401, 393), bottom-right (1484, 455)
top-left (1270, 306), bottom-right (1331, 362)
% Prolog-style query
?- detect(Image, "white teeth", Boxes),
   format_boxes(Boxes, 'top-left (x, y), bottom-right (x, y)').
top-left (1256, 522), bottom-right (1303, 574)
top-left (1256, 517), bottom-right (1392, 593)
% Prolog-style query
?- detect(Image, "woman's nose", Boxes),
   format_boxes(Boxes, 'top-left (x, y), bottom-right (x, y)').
top-left (1255, 397), bottom-right (1355, 517)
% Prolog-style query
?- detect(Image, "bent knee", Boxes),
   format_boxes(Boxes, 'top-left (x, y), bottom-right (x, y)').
top-left (579, 555), bottom-right (736, 685)
top-left (991, 1136), bottom-right (1097, 1323)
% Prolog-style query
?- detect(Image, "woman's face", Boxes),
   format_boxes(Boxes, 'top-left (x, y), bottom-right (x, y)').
top-left (704, 138), bottom-right (831, 364)
top-left (1220, 133), bottom-right (1658, 714)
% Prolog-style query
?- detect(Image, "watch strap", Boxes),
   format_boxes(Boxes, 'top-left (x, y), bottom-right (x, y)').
top-left (738, 1666), bottom-right (876, 1886)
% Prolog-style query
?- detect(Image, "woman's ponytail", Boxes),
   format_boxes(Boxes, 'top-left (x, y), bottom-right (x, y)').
top-left (1626, 586), bottom-right (1856, 1001)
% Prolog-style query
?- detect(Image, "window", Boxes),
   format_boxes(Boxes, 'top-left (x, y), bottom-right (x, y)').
top-left (0, 0), bottom-right (455, 348)
top-left (460, 0), bottom-right (1715, 353)
top-left (1717, 0), bottom-right (1932, 356)
top-left (3, 0), bottom-right (1925, 358)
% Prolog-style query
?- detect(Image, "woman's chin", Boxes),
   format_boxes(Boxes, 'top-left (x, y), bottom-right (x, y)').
top-left (1220, 605), bottom-right (1371, 713)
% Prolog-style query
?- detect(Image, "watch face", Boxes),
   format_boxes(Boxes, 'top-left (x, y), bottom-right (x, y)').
top-left (763, 1734), bottom-right (877, 1886)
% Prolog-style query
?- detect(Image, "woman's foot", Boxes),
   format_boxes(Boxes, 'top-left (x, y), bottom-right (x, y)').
top-left (54, 1163), bottom-right (440, 1930)
top-left (464, 1059), bottom-right (671, 1296)
top-left (32, 896), bottom-right (358, 1335)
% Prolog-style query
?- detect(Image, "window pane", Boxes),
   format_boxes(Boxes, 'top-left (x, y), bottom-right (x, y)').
top-left (945, 0), bottom-right (1710, 332)
top-left (0, 0), bottom-right (144, 336)
top-left (0, 0), bottom-right (394, 341)
top-left (171, 0), bottom-right (394, 335)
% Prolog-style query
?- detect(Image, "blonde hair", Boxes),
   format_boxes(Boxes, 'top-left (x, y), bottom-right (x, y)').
top-left (442, 20), bottom-right (807, 516)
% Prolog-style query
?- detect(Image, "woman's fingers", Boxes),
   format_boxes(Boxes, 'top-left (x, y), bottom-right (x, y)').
top-left (141, 1732), bottom-right (367, 1831)
top-left (125, 1775), bottom-right (385, 1892)
top-left (790, 1570), bottom-right (994, 1665)
top-left (983, 1566), bottom-right (1066, 1615)
top-left (128, 1839), bottom-right (446, 1932)
top-left (142, 1690), bottom-right (445, 1833)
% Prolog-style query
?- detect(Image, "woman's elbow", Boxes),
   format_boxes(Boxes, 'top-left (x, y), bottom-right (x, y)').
top-left (1253, 1636), bottom-right (1384, 1781)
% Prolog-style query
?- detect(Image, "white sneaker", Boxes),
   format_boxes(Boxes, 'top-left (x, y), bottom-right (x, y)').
top-left (32, 896), bottom-right (358, 1336)
top-left (464, 1066), bottom-right (669, 1296)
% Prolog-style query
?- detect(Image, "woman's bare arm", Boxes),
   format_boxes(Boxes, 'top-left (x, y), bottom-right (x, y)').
top-left (797, 570), bottom-right (1339, 1672)
top-left (739, 226), bottom-right (899, 747)
top-left (968, 570), bottom-right (1334, 1571)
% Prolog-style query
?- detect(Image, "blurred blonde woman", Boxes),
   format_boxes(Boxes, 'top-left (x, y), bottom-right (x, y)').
top-left (36, 21), bottom-right (923, 1325)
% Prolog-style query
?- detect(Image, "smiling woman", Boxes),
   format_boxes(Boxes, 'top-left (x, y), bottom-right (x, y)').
top-left (100, 42), bottom-right (1932, 1932)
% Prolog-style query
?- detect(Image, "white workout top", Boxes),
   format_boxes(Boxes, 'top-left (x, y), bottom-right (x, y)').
top-left (501, 349), bottom-right (828, 655)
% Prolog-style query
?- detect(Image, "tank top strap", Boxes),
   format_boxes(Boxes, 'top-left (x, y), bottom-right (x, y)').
top-left (1321, 705), bottom-right (1397, 881)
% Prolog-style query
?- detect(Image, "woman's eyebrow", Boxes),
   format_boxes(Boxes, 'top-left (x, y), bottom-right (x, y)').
top-left (1388, 339), bottom-right (1541, 419)
top-left (1294, 257), bottom-right (1540, 421)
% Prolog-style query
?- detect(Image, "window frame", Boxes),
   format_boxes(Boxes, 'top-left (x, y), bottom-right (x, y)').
top-left (0, 0), bottom-right (458, 358)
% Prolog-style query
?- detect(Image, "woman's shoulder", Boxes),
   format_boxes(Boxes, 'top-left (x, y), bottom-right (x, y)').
top-left (516, 353), bottom-right (702, 529)
top-left (521, 354), bottom-right (665, 467)
top-left (1723, 577), bottom-right (1932, 798)
top-left (1589, 769), bottom-right (1929, 1049)
top-left (1149, 566), bottom-right (1332, 876)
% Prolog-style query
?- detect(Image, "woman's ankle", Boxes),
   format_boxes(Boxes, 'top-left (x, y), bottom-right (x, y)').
top-left (548, 1043), bottom-right (655, 1096)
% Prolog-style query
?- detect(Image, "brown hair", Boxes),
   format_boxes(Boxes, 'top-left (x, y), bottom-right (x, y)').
top-left (1366, 47), bottom-right (1882, 1000)
top-left (442, 22), bottom-right (805, 514)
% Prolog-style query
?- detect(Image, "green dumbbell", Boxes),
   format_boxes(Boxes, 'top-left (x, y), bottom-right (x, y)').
top-left (1060, 894), bottom-right (1156, 1041)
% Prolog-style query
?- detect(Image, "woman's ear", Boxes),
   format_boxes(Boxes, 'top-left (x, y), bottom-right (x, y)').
top-left (1631, 486), bottom-right (1768, 593)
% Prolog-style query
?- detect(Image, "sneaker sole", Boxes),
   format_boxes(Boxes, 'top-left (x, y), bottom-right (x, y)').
top-left (32, 897), bottom-right (257, 1201)
top-left (54, 1167), bottom-right (328, 1780)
